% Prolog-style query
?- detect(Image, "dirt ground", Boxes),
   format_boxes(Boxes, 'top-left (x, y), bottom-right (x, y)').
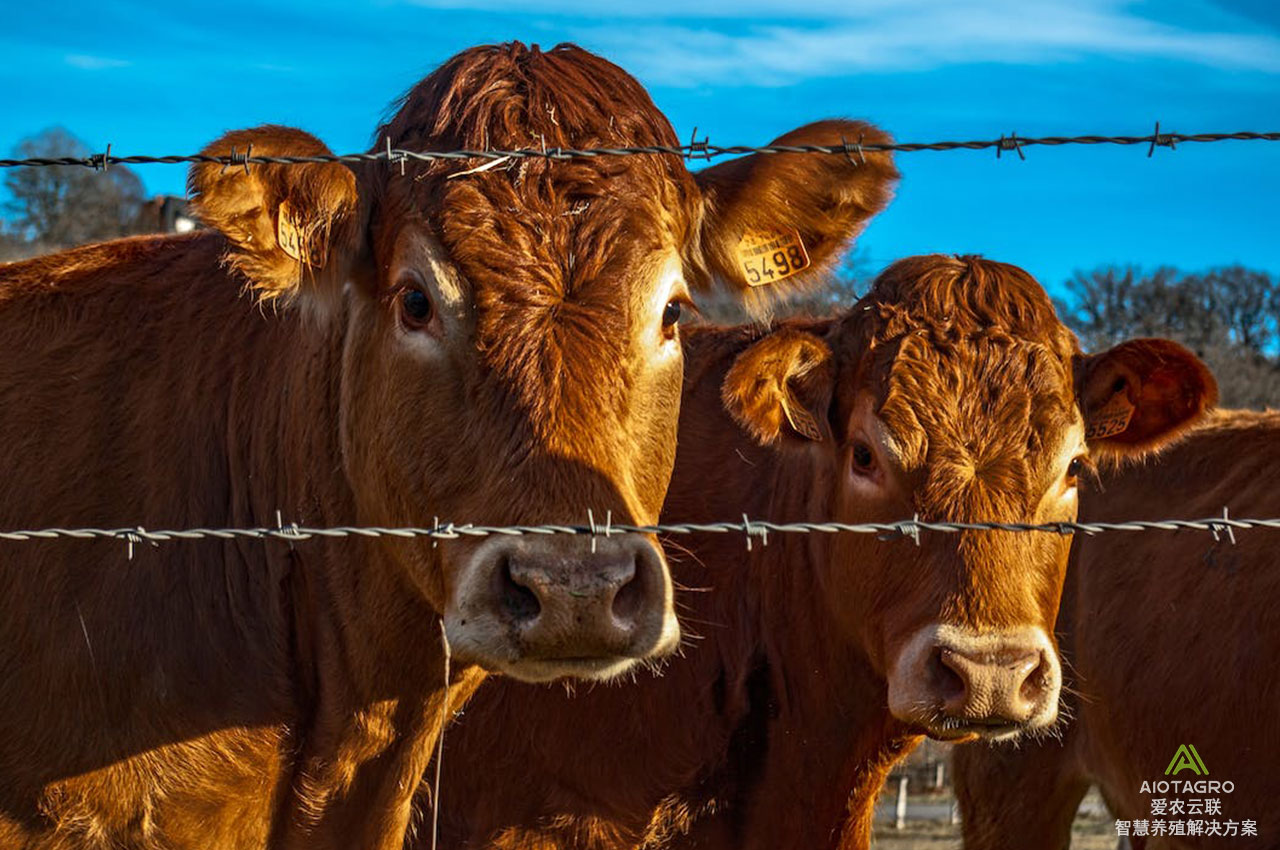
top-left (870, 801), bottom-right (1116, 849)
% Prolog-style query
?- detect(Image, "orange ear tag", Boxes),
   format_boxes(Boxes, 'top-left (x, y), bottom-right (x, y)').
top-left (1086, 393), bottom-right (1135, 440)
top-left (277, 200), bottom-right (327, 269)
top-left (736, 228), bottom-right (810, 287)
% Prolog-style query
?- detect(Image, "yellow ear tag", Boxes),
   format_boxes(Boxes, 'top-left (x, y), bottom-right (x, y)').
top-left (736, 228), bottom-right (810, 287)
top-left (276, 200), bottom-right (326, 269)
top-left (1086, 393), bottom-right (1135, 440)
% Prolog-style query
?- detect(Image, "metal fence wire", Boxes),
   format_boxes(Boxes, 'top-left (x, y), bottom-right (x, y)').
top-left (1, 126), bottom-right (1277, 171)
top-left (0, 511), bottom-right (1270, 557)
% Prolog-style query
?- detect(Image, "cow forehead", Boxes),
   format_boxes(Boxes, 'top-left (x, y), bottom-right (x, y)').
top-left (436, 163), bottom-right (690, 304)
top-left (370, 41), bottom-right (698, 271)
top-left (878, 335), bottom-right (1076, 456)
top-left (861, 337), bottom-right (1079, 518)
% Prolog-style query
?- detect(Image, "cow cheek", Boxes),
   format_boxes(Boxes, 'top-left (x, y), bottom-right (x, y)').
top-left (334, 306), bottom-right (470, 605)
top-left (815, 537), bottom-right (887, 670)
top-left (1037, 539), bottom-right (1072, 630)
top-left (634, 369), bottom-right (683, 519)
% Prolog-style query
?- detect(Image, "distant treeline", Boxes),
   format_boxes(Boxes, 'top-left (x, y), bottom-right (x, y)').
top-left (1, 127), bottom-right (150, 261)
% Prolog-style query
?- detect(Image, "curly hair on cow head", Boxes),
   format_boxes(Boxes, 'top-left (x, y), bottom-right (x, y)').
top-left (832, 255), bottom-right (1083, 520)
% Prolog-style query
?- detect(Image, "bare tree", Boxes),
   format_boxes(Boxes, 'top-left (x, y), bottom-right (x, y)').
top-left (3, 127), bottom-right (146, 251)
top-left (1057, 265), bottom-right (1280, 410)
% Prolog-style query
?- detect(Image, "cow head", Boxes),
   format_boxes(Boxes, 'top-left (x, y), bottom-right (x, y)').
top-left (723, 255), bottom-right (1215, 739)
top-left (187, 43), bottom-right (897, 683)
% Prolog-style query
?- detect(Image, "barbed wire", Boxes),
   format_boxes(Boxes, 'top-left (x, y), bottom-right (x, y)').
top-left (1, 127), bottom-right (1277, 171)
top-left (0, 511), bottom-right (1269, 556)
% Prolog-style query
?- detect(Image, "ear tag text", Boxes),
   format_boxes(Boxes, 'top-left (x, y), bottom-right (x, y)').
top-left (1086, 393), bottom-right (1135, 440)
top-left (737, 228), bottom-right (810, 287)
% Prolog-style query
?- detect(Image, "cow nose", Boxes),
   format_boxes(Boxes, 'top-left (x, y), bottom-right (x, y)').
top-left (887, 625), bottom-right (1061, 739)
top-left (447, 534), bottom-right (679, 682)
top-left (498, 544), bottom-right (645, 636)
top-left (934, 645), bottom-right (1050, 725)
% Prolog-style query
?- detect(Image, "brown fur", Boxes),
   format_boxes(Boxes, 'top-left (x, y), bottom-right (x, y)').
top-left (415, 255), bottom-right (1215, 850)
top-left (0, 43), bottom-right (897, 850)
top-left (954, 408), bottom-right (1280, 850)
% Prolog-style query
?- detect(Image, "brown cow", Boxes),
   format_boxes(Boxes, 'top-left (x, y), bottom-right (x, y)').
top-left (419, 254), bottom-right (1216, 850)
top-left (954, 409), bottom-right (1280, 850)
top-left (0, 43), bottom-right (898, 850)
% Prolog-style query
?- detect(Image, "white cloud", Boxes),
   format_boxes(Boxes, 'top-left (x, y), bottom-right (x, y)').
top-left (405, 0), bottom-right (1280, 84)
top-left (64, 54), bottom-right (131, 70)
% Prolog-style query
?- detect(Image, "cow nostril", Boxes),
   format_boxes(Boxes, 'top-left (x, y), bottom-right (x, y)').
top-left (1019, 652), bottom-right (1050, 703)
top-left (498, 556), bottom-right (541, 624)
top-left (932, 647), bottom-right (968, 705)
top-left (610, 565), bottom-right (644, 625)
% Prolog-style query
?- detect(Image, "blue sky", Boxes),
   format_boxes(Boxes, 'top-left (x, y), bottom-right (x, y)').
top-left (1, 0), bottom-right (1277, 291)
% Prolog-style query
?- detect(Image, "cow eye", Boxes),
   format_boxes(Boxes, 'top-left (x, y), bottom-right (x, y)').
top-left (662, 299), bottom-right (682, 328)
top-left (851, 441), bottom-right (876, 476)
top-left (1067, 457), bottom-right (1084, 482)
top-left (399, 287), bottom-right (433, 328)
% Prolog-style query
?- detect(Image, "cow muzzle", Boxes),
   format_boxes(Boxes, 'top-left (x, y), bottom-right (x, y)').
top-left (887, 624), bottom-right (1061, 741)
top-left (445, 534), bottom-right (679, 682)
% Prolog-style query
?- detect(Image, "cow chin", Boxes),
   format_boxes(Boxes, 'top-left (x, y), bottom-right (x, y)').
top-left (885, 623), bottom-right (1062, 743)
top-left (444, 618), bottom-right (681, 684)
top-left (443, 534), bottom-right (680, 683)
top-left (451, 648), bottom-right (649, 685)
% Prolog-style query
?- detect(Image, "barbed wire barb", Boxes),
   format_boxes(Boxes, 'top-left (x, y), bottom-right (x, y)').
top-left (997, 132), bottom-right (1025, 161)
top-left (1148, 120), bottom-right (1176, 157)
top-left (686, 126), bottom-right (710, 163)
top-left (92, 143), bottom-right (111, 173)
top-left (1210, 506), bottom-right (1238, 545)
top-left (840, 133), bottom-right (867, 167)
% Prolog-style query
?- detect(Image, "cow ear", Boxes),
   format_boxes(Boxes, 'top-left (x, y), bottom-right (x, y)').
top-left (1078, 339), bottom-right (1217, 458)
top-left (722, 329), bottom-right (835, 445)
top-left (692, 120), bottom-right (897, 305)
top-left (188, 125), bottom-right (361, 302)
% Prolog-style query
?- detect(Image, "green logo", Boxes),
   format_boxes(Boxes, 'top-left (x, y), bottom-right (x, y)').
top-left (1165, 744), bottom-right (1208, 776)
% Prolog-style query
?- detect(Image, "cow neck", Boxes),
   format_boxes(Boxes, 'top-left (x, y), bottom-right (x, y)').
top-left (740, 531), bottom-right (919, 850)
top-left (664, 334), bottom-right (919, 850)
top-left (235, 290), bottom-right (481, 850)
